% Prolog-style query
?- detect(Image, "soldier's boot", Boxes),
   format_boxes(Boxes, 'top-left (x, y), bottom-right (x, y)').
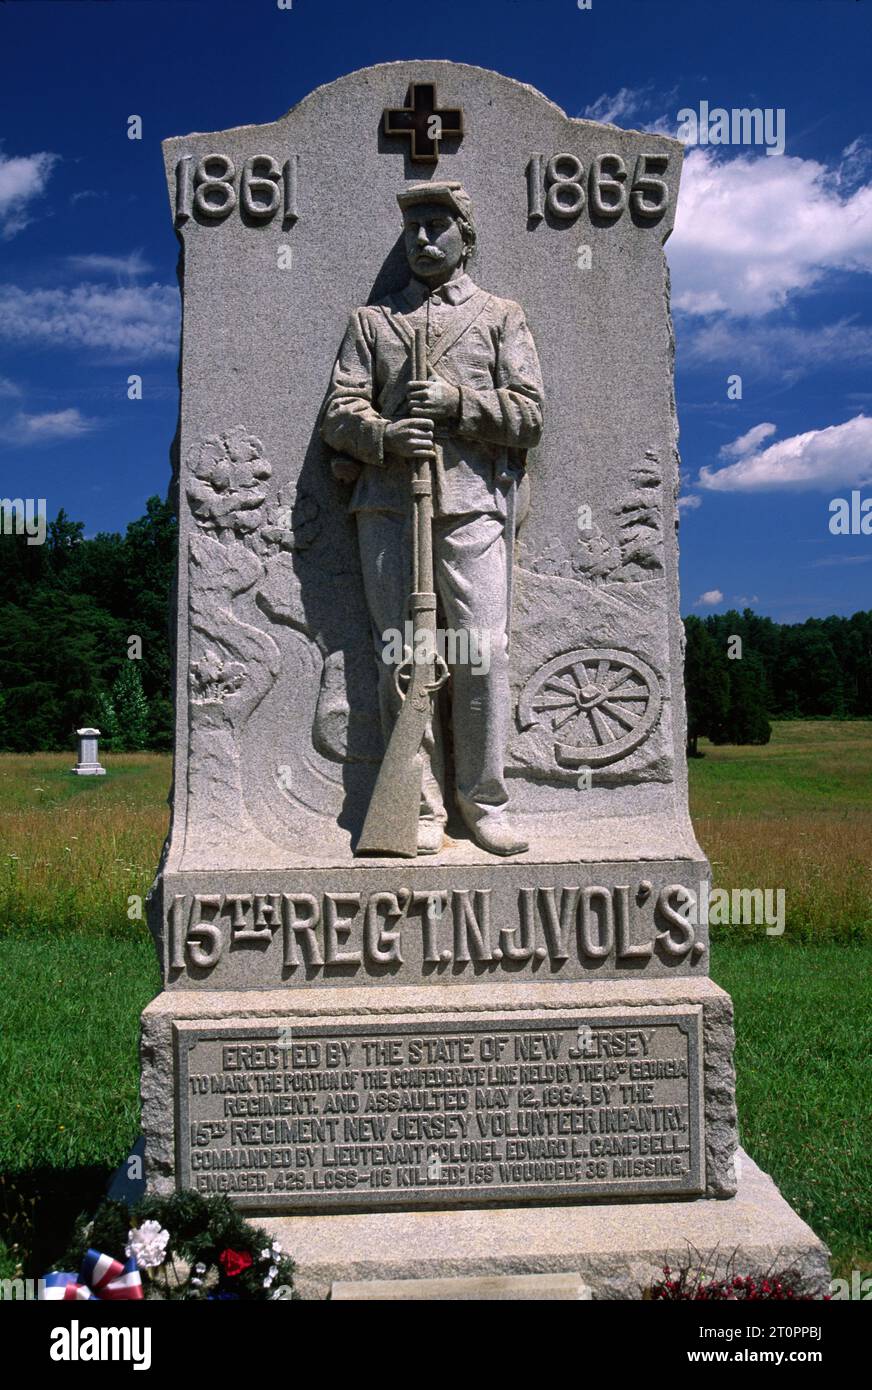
top-left (460, 806), bottom-right (528, 857)
top-left (417, 818), bottom-right (446, 855)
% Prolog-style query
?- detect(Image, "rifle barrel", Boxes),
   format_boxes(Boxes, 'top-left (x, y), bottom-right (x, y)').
top-left (414, 325), bottom-right (426, 381)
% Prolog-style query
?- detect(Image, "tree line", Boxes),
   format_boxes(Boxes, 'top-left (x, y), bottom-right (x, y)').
top-left (0, 501), bottom-right (869, 753)
top-left (683, 609), bottom-right (872, 755)
top-left (0, 499), bottom-right (176, 752)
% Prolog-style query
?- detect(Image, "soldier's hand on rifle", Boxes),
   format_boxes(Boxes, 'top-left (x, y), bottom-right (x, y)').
top-left (384, 417), bottom-right (436, 459)
top-left (407, 380), bottom-right (460, 423)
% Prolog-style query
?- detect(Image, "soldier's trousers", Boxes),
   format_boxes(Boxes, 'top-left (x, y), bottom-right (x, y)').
top-left (356, 507), bottom-right (511, 827)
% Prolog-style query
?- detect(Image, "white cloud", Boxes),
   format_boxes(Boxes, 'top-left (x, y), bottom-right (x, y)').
top-left (0, 377), bottom-right (22, 399)
top-left (581, 86), bottom-right (677, 137)
top-left (681, 317), bottom-right (872, 383)
top-left (677, 493), bottom-right (702, 511)
top-left (0, 282), bottom-right (179, 357)
top-left (719, 422), bottom-right (777, 459)
top-left (67, 250), bottom-right (153, 277)
top-left (836, 137), bottom-right (872, 195)
top-left (700, 415), bottom-right (872, 492)
top-left (582, 88), bottom-right (645, 127)
top-left (0, 408), bottom-right (98, 444)
top-left (668, 148), bottom-right (872, 316)
top-left (0, 150), bottom-right (58, 238)
top-left (812, 554), bottom-right (872, 568)
top-left (695, 589), bottom-right (724, 607)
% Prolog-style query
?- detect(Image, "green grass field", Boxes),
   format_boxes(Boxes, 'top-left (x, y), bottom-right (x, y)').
top-left (0, 728), bottom-right (869, 1282)
top-left (691, 721), bottom-right (872, 943)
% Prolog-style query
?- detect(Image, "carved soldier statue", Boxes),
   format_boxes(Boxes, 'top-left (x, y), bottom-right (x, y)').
top-left (321, 181), bottom-right (544, 856)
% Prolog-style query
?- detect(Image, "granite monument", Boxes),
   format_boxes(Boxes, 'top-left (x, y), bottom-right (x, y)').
top-left (141, 62), bottom-right (829, 1298)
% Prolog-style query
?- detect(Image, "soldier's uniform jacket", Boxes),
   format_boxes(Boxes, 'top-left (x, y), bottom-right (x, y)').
top-left (321, 271), bottom-right (544, 519)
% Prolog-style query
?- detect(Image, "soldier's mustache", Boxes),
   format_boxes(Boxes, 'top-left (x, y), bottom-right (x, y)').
top-left (417, 245), bottom-right (445, 261)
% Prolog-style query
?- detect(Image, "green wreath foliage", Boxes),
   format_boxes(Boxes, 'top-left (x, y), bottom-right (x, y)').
top-left (59, 1189), bottom-right (297, 1301)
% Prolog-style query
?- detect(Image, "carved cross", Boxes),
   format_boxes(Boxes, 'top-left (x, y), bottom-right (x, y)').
top-left (383, 83), bottom-right (464, 164)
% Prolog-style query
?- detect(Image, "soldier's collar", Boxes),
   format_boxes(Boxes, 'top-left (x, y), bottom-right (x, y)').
top-left (401, 271), bottom-right (478, 309)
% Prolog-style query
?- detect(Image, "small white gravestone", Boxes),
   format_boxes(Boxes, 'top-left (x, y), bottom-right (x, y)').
top-left (72, 727), bottom-right (106, 776)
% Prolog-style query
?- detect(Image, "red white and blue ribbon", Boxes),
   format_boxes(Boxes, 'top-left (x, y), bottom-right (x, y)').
top-left (40, 1249), bottom-right (143, 1301)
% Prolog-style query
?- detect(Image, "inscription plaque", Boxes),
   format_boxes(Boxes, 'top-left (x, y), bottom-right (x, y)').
top-left (176, 1009), bottom-right (704, 1210)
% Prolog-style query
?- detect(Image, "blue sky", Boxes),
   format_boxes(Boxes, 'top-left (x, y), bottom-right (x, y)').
top-left (0, 0), bottom-right (870, 622)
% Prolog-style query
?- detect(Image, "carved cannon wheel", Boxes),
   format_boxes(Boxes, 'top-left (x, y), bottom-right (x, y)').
top-left (518, 648), bottom-right (662, 767)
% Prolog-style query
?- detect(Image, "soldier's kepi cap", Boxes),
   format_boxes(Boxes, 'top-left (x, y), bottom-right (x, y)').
top-left (397, 181), bottom-right (473, 222)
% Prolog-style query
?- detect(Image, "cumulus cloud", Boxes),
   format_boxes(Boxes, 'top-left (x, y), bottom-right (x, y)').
top-left (0, 408), bottom-right (98, 444)
top-left (0, 377), bottom-right (22, 399)
top-left (677, 493), bottom-right (702, 511)
top-left (668, 148), bottom-right (872, 317)
top-left (694, 589), bottom-right (724, 607)
top-left (0, 149), bottom-right (58, 238)
top-left (700, 415), bottom-right (872, 492)
top-left (0, 282), bottom-right (179, 357)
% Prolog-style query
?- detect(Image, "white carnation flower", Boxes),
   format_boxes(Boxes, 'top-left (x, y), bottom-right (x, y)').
top-left (125, 1220), bottom-right (170, 1270)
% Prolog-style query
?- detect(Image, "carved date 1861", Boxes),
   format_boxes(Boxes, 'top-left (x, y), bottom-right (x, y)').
top-left (175, 153), bottom-right (299, 227)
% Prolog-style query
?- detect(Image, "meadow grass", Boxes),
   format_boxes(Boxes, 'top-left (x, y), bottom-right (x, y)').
top-left (0, 752), bottom-right (169, 937)
top-left (691, 721), bottom-right (872, 943)
top-left (0, 729), bottom-right (869, 1281)
top-left (0, 753), bottom-right (168, 1275)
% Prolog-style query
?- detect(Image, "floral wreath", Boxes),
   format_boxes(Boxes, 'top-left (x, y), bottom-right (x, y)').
top-left (55, 1189), bottom-right (296, 1301)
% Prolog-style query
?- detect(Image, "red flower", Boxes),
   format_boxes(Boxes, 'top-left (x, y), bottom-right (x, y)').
top-left (218, 1249), bottom-right (253, 1278)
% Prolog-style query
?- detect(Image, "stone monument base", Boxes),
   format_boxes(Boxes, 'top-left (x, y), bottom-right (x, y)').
top-left (141, 982), bottom-right (828, 1301)
top-left (141, 977), bottom-right (738, 1202)
top-left (263, 1152), bottom-right (829, 1300)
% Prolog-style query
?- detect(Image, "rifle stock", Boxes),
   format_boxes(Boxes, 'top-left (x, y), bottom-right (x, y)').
top-left (354, 666), bottom-right (430, 858)
top-left (356, 325), bottom-right (445, 858)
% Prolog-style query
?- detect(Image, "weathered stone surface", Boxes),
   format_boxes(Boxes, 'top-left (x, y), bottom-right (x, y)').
top-left (260, 1151), bottom-right (830, 1301)
top-left (141, 60), bottom-right (751, 1225)
top-left (140, 978), bottom-right (736, 1203)
top-left (177, 1011), bottom-right (704, 1208)
top-left (330, 1272), bottom-right (593, 1300)
top-left (150, 861), bottom-right (710, 990)
top-left (150, 59), bottom-right (707, 989)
